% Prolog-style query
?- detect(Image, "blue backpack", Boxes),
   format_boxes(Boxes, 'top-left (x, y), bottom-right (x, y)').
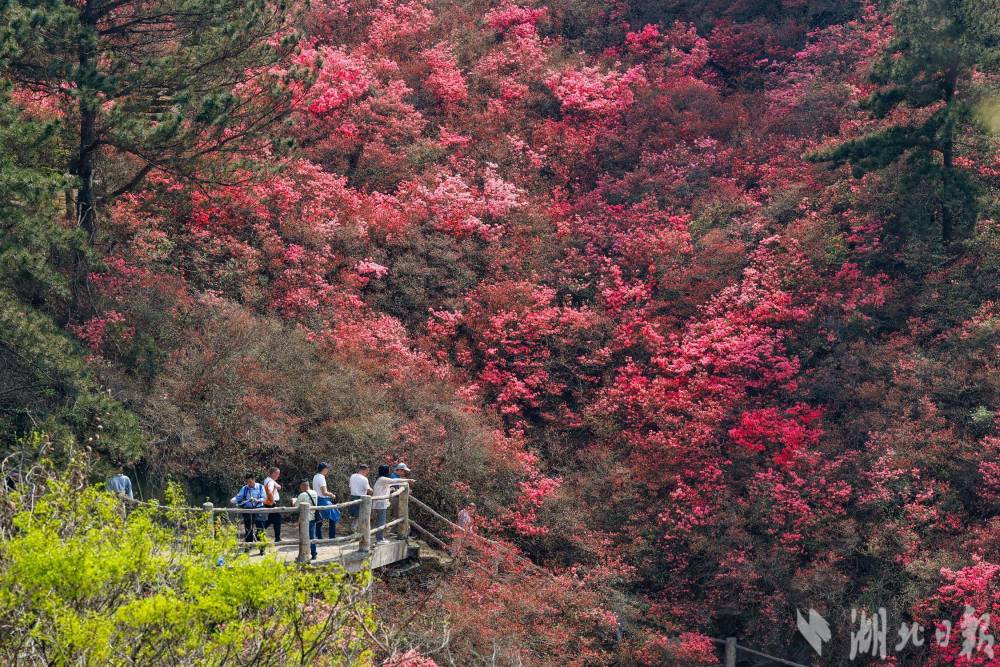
top-left (318, 496), bottom-right (341, 522)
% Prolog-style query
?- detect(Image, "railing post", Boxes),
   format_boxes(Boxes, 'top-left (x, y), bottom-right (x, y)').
top-left (202, 501), bottom-right (214, 538)
top-left (358, 495), bottom-right (372, 552)
top-left (297, 500), bottom-right (311, 564)
top-left (724, 637), bottom-right (737, 667)
top-left (398, 485), bottom-right (410, 540)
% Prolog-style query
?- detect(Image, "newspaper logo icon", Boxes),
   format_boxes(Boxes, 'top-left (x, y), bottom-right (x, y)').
top-left (798, 608), bottom-right (831, 656)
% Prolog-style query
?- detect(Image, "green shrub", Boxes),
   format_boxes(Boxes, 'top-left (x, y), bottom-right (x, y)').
top-left (0, 477), bottom-right (376, 666)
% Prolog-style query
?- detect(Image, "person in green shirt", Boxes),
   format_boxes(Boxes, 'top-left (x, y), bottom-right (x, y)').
top-left (296, 479), bottom-right (319, 560)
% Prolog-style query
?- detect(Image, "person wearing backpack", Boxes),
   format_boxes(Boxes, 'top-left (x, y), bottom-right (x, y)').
top-left (231, 473), bottom-right (267, 554)
top-left (295, 479), bottom-right (319, 560)
top-left (262, 467), bottom-right (282, 542)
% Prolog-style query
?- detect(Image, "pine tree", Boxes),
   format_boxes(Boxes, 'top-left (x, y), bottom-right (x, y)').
top-left (0, 86), bottom-right (142, 460)
top-left (811, 0), bottom-right (1000, 243)
top-left (0, 0), bottom-right (298, 243)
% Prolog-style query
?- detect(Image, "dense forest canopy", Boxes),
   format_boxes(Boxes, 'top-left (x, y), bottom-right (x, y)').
top-left (1, 0), bottom-right (999, 663)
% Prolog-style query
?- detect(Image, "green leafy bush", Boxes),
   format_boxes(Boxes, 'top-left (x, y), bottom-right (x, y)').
top-left (0, 477), bottom-right (377, 666)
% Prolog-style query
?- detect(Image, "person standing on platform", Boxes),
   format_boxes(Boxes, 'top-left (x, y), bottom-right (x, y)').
top-left (348, 463), bottom-right (372, 532)
top-left (231, 474), bottom-right (266, 554)
top-left (295, 479), bottom-right (319, 560)
top-left (312, 462), bottom-right (337, 539)
top-left (371, 465), bottom-right (394, 543)
top-left (262, 467), bottom-right (282, 542)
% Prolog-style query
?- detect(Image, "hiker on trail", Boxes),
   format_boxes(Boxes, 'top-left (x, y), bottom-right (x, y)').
top-left (231, 473), bottom-right (266, 553)
top-left (372, 466), bottom-right (415, 543)
top-left (453, 503), bottom-right (476, 557)
top-left (107, 467), bottom-right (134, 500)
top-left (312, 462), bottom-right (338, 539)
top-left (295, 479), bottom-right (319, 561)
top-left (348, 463), bottom-right (372, 532)
top-left (457, 503), bottom-right (476, 531)
top-left (387, 462), bottom-right (410, 538)
top-left (262, 467), bottom-right (282, 541)
top-left (372, 465), bottom-right (394, 543)
top-left (389, 462), bottom-right (410, 480)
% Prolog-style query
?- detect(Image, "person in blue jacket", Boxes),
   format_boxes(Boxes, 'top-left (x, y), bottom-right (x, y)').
top-left (231, 473), bottom-right (267, 553)
top-left (106, 467), bottom-right (134, 500)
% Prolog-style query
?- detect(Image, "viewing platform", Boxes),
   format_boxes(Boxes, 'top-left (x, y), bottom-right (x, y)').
top-left (199, 483), bottom-right (431, 572)
top-left (272, 537), bottom-right (415, 571)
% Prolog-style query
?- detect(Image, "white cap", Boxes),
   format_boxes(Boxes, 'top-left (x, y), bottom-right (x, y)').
top-left (394, 462), bottom-right (411, 472)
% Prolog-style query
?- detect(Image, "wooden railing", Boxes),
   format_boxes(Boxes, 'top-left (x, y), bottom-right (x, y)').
top-left (139, 484), bottom-right (412, 564)
top-left (711, 637), bottom-right (807, 667)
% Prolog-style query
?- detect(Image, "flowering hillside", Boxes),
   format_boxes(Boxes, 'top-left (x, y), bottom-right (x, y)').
top-left (1, 0), bottom-right (998, 663)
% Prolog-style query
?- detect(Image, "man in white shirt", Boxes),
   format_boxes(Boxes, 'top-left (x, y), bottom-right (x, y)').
top-left (312, 462), bottom-right (337, 539)
top-left (372, 465), bottom-right (393, 543)
top-left (262, 467), bottom-right (282, 541)
top-left (375, 466), bottom-right (416, 542)
top-left (348, 464), bottom-right (372, 531)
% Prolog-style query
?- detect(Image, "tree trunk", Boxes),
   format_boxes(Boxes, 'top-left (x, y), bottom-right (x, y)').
top-left (75, 0), bottom-right (98, 245)
top-left (940, 65), bottom-right (958, 245)
top-left (65, 189), bottom-right (75, 223)
top-left (78, 104), bottom-right (98, 244)
top-left (941, 138), bottom-right (954, 244)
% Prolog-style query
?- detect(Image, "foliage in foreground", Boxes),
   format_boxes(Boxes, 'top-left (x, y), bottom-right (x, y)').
top-left (0, 474), bottom-right (376, 666)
